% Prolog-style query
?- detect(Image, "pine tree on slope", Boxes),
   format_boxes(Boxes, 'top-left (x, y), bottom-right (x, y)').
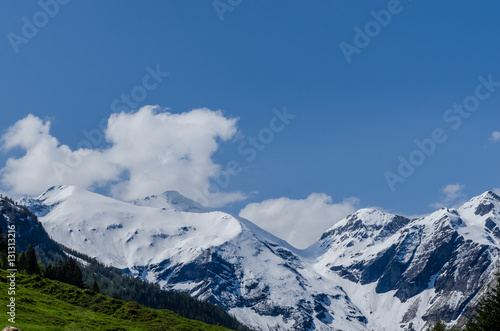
top-left (464, 273), bottom-right (500, 331)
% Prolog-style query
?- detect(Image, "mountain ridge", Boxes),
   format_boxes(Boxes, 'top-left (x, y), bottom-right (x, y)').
top-left (131, 190), bottom-right (209, 213)
top-left (18, 185), bottom-right (500, 330)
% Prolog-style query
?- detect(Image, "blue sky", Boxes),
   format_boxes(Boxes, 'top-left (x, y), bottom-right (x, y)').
top-left (1, 1), bottom-right (499, 247)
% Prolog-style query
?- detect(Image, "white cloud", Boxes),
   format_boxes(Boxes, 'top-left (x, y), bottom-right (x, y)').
top-left (493, 188), bottom-right (500, 196)
top-left (430, 183), bottom-right (467, 209)
top-left (0, 107), bottom-right (246, 206)
top-left (239, 193), bottom-right (359, 249)
top-left (0, 114), bottom-right (117, 196)
top-left (490, 131), bottom-right (500, 143)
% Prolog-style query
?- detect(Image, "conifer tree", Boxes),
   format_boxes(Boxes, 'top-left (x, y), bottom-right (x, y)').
top-left (45, 263), bottom-right (55, 279)
top-left (464, 273), bottom-right (500, 330)
top-left (25, 244), bottom-right (40, 275)
top-left (43, 258), bottom-right (84, 289)
top-left (92, 280), bottom-right (100, 293)
top-left (68, 258), bottom-right (84, 288)
top-left (428, 320), bottom-right (447, 331)
top-left (17, 252), bottom-right (27, 272)
top-left (0, 226), bottom-right (8, 269)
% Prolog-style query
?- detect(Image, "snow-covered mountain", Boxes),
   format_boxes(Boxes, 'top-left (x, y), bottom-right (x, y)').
top-left (310, 194), bottom-right (500, 330)
top-left (0, 196), bottom-right (64, 261)
top-left (19, 186), bottom-right (500, 330)
top-left (130, 191), bottom-right (208, 213)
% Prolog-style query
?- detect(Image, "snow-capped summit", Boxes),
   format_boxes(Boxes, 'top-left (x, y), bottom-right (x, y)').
top-left (17, 185), bottom-right (79, 217)
top-left (308, 191), bottom-right (500, 330)
top-left (18, 186), bottom-right (368, 330)
top-left (131, 190), bottom-right (208, 213)
top-left (311, 208), bottom-right (411, 260)
top-left (20, 185), bottom-right (242, 269)
top-left (21, 185), bottom-right (100, 208)
top-left (319, 208), bottom-right (409, 240)
top-left (454, 190), bottom-right (500, 246)
top-left (37, 184), bottom-right (77, 201)
top-left (16, 189), bottom-right (500, 330)
top-left (458, 190), bottom-right (500, 219)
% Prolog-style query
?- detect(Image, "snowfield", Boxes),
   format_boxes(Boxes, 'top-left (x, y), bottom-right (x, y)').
top-left (19, 186), bottom-right (500, 330)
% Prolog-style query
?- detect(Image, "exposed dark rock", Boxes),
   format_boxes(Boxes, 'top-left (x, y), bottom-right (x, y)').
top-left (487, 191), bottom-right (500, 201)
top-left (0, 197), bottom-right (64, 261)
top-left (485, 218), bottom-right (497, 231)
top-left (401, 298), bottom-right (421, 324)
top-left (475, 203), bottom-right (495, 216)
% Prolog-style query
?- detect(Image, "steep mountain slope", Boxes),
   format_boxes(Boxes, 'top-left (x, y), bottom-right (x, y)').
top-left (0, 196), bottom-right (64, 261)
top-left (2, 194), bottom-right (251, 330)
top-left (310, 192), bottom-right (500, 330)
top-left (0, 269), bottom-right (233, 331)
top-left (21, 185), bottom-right (368, 331)
top-left (19, 187), bottom-right (500, 330)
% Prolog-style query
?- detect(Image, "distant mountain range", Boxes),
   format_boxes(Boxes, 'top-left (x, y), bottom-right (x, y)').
top-left (17, 185), bottom-right (500, 330)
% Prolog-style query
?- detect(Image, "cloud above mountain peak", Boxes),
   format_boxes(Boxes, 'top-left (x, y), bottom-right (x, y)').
top-left (0, 106), bottom-right (245, 207)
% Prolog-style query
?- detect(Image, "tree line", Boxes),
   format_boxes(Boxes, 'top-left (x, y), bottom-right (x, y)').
top-left (0, 225), bottom-right (251, 331)
top-left (16, 243), bottom-right (85, 289)
top-left (64, 245), bottom-right (251, 331)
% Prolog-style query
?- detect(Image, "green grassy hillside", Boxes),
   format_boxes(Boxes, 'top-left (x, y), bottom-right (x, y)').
top-left (0, 270), bottom-right (233, 331)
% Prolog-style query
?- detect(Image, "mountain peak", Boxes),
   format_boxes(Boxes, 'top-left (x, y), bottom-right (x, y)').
top-left (481, 190), bottom-right (500, 202)
top-left (353, 207), bottom-right (388, 218)
top-left (131, 190), bottom-right (208, 213)
top-left (466, 190), bottom-right (500, 204)
top-left (13, 187), bottom-right (500, 330)
top-left (343, 208), bottom-right (399, 229)
top-left (458, 190), bottom-right (500, 218)
top-left (318, 208), bottom-right (409, 244)
top-left (38, 185), bottom-right (78, 200)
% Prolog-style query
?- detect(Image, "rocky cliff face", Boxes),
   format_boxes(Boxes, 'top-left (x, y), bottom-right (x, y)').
top-left (0, 196), bottom-right (64, 261)
top-left (312, 192), bottom-right (500, 330)
top-left (19, 187), bottom-right (500, 330)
